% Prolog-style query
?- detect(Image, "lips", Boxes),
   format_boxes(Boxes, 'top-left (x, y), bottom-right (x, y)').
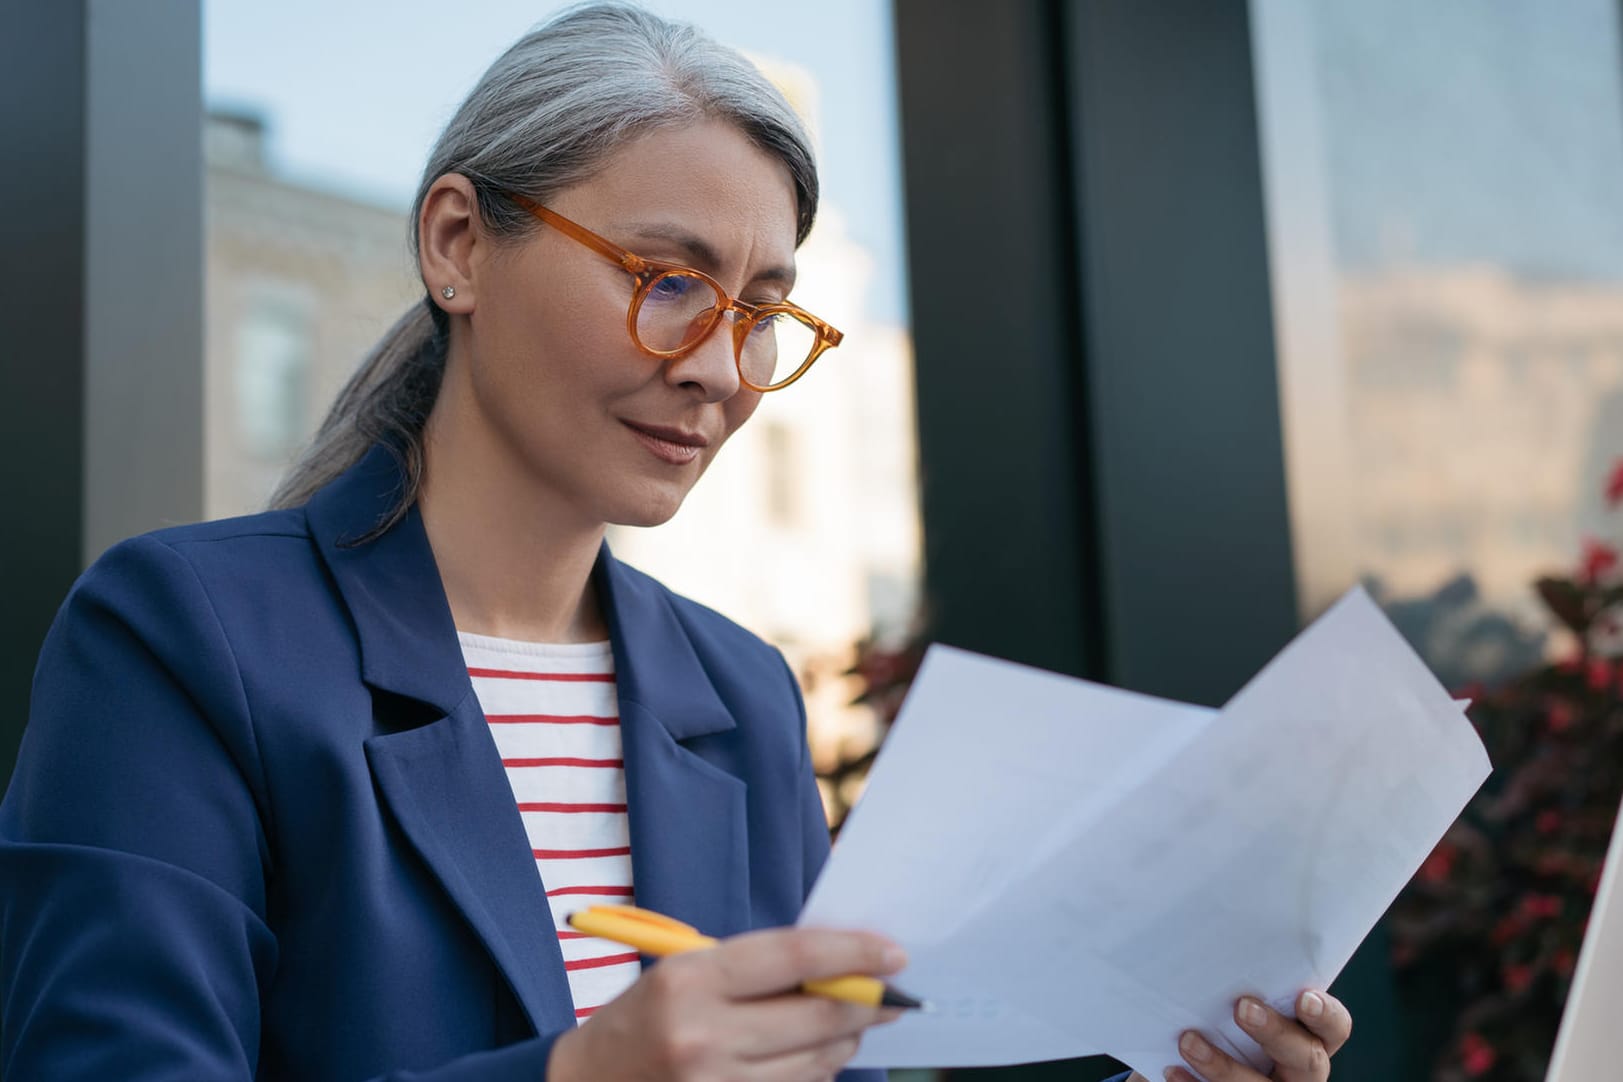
top-left (622, 422), bottom-right (710, 448)
top-left (622, 421), bottom-right (708, 465)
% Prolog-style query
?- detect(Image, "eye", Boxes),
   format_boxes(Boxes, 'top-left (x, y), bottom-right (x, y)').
top-left (648, 274), bottom-right (697, 300)
top-left (750, 312), bottom-right (783, 335)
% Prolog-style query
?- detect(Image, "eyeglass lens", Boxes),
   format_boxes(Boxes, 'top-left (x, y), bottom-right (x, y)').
top-left (635, 270), bottom-right (820, 389)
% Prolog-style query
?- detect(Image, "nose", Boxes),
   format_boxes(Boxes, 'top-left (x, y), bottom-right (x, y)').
top-left (662, 310), bottom-right (744, 402)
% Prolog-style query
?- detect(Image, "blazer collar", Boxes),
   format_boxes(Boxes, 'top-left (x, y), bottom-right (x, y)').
top-left (304, 443), bottom-right (736, 743)
top-left (305, 444), bottom-right (466, 715)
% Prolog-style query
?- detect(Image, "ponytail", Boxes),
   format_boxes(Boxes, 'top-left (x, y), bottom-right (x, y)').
top-left (267, 300), bottom-right (448, 543)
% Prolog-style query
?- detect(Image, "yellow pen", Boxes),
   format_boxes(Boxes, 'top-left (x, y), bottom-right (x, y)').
top-left (567, 905), bottom-right (928, 1010)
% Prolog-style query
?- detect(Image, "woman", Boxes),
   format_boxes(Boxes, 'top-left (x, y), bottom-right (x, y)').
top-left (0, 4), bottom-right (1351, 1080)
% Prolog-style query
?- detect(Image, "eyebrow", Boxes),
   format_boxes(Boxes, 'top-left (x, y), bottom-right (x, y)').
top-left (620, 221), bottom-right (796, 290)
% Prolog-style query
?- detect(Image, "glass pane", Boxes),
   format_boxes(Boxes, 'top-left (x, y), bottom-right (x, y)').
top-left (1254, 8), bottom-right (1623, 1073)
top-left (1253, 0), bottom-right (1623, 688)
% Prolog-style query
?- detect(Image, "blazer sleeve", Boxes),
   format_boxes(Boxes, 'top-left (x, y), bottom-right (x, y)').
top-left (778, 649), bottom-right (888, 1082)
top-left (0, 536), bottom-right (561, 1081)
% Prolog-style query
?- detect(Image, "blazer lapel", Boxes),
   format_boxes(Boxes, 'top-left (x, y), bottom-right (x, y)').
top-left (363, 698), bottom-right (576, 1036)
top-left (307, 447), bottom-right (573, 1034)
top-left (596, 554), bottom-right (753, 940)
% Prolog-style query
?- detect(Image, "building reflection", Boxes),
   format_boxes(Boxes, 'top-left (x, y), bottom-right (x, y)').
top-left (1338, 265), bottom-right (1623, 683)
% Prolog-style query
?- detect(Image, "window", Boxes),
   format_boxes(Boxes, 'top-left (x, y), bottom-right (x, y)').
top-left (761, 421), bottom-right (801, 529)
top-left (1253, 0), bottom-right (1623, 683)
top-left (233, 285), bottom-right (312, 461)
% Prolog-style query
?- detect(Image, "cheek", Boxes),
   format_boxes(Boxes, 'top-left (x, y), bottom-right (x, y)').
top-left (486, 280), bottom-right (625, 405)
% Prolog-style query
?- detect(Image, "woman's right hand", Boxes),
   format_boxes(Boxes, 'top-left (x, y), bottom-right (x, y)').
top-left (545, 926), bottom-right (908, 1081)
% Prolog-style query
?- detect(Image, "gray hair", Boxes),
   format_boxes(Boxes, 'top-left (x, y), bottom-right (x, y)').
top-left (269, 1), bottom-right (819, 537)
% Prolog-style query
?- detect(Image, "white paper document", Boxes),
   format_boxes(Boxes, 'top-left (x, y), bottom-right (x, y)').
top-left (800, 587), bottom-right (1492, 1078)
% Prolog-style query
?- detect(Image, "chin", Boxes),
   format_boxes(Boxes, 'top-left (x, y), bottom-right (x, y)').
top-left (613, 508), bottom-right (680, 529)
top-left (605, 489), bottom-right (689, 529)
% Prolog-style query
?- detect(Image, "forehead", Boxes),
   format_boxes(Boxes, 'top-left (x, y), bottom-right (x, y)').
top-left (552, 119), bottom-right (801, 269)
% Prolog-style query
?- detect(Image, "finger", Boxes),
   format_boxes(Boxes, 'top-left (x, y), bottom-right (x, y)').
top-left (1232, 997), bottom-right (1330, 1080)
top-left (731, 993), bottom-right (891, 1059)
top-left (738, 1028), bottom-right (863, 1082)
top-left (708, 926), bottom-right (907, 999)
top-left (1294, 990), bottom-right (1353, 1056)
top-left (1174, 1030), bottom-right (1272, 1082)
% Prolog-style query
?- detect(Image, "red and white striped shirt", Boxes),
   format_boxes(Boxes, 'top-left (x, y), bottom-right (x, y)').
top-left (459, 633), bottom-right (639, 1023)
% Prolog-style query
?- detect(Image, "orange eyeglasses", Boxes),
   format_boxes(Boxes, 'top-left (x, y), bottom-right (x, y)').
top-left (504, 192), bottom-right (843, 392)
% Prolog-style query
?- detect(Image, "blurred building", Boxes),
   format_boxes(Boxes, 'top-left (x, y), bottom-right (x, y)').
top-left (205, 109), bottom-right (422, 517)
top-left (1339, 266), bottom-right (1623, 615)
top-left (203, 105), bottom-right (921, 800)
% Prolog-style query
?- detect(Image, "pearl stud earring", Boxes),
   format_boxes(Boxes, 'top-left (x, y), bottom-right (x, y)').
top-left (440, 285), bottom-right (456, 300)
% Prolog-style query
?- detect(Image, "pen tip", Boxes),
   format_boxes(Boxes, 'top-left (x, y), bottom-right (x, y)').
top-left (880, 987), bottom-right (929, 1011)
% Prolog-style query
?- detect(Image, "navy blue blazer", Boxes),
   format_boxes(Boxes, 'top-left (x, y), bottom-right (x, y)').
top-left (0, 445), bottom-right (884, 1080)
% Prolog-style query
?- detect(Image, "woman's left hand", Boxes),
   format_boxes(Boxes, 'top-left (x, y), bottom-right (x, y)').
top-left (1129, 989), bottom-right (1353, 1082)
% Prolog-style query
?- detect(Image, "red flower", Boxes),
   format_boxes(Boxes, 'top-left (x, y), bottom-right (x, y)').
top-left (1418, 843), bottom-right (1456, 884)
top-left (1547, 700), bottom-right (1576, 733)
top-left (1536, 809), bottom-right (1562, 835)
top-left (1502, 963), bottom-right (1534, 992)
top-left (1588, 657), bottom-right (1615, 691)
top-left (1490, 914), bottom-right (1525, 946)
top-left (1555, 948), bottom-right (1577, 975)
top-left (1581, 537), bottom-right (1619, 583)
top-left (1520, 894), bottom-right (1564, 920)
top-left (1607, 457), bottom-right (1623, 507)
top-left (1460, 1032), bottom-right (1497, 1076)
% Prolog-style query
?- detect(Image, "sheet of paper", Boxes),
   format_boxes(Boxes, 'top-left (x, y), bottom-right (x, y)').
top-left (800, 587), bottom-right (1491, 1077)
top-left (1544, 793), bottom-right (1623, 1082)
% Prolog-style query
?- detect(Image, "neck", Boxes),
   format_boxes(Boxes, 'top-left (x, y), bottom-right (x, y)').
top-left (417, 379), bottom-right (609, 645)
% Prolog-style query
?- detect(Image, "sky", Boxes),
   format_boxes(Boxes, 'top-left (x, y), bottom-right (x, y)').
top-left (203, 0), bottom-right (912, 324)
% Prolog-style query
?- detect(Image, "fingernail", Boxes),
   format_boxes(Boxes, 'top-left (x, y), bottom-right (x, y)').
top-left (1163, 1069), bottom-right (1181, 1082)
top-left (1180, 1032), bottom-right (1213, 1063)
top-left (882, 946), bottom-right (908, 970)
top-left (1300, 991), bottom-right (1325, 1019)
top-left (1239, 998), bottom-right (1267, 1026)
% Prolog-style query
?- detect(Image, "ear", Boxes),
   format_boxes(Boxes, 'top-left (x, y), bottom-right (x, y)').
top-left (418, 173), bottom-right (481, 316)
